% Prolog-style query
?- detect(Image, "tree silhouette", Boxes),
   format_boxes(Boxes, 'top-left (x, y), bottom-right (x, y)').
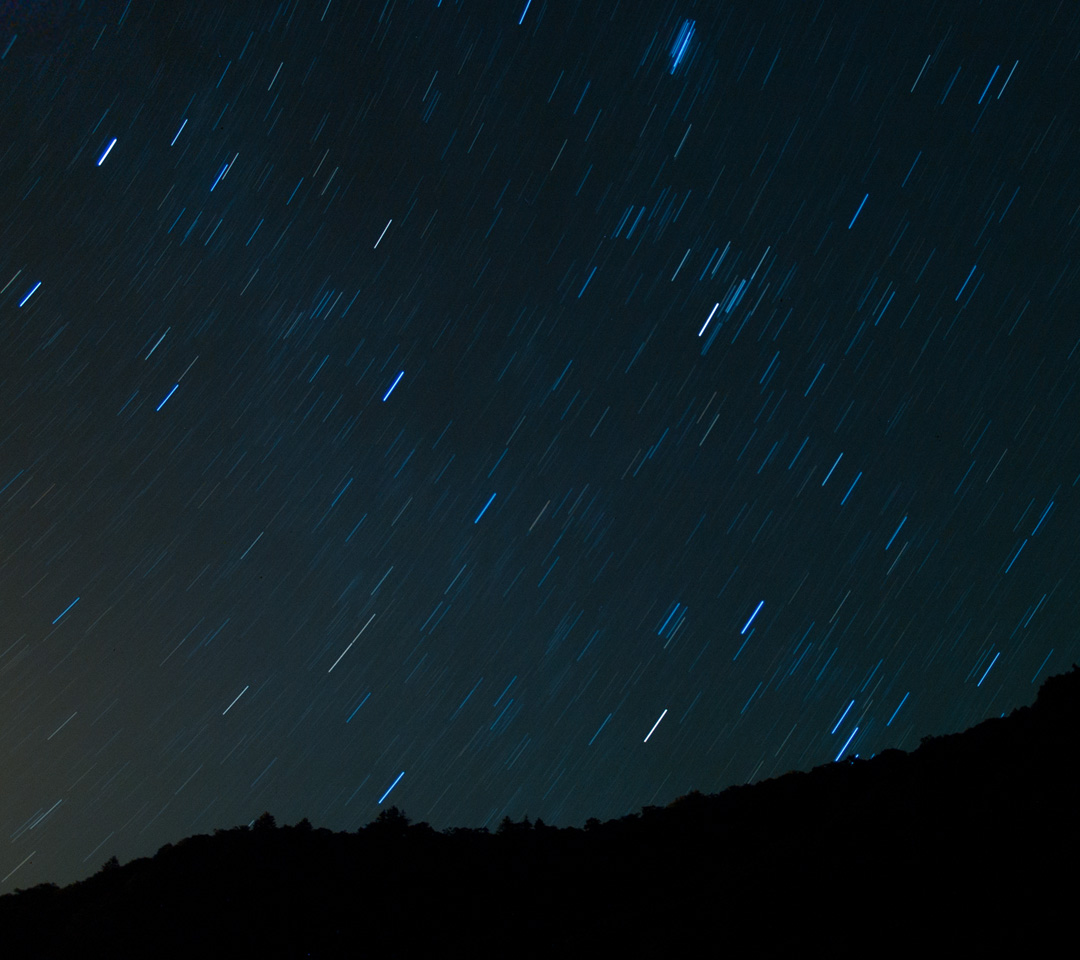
top-left (252, 812), bottom-right (277, 832)
top-left (498, 815), bottom-right (533, 836)
top-left (368, 806), bottom-right (411, 837)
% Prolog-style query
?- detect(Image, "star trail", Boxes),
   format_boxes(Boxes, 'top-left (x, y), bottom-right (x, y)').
top-left (1, 0), bottom-right (1078, 893)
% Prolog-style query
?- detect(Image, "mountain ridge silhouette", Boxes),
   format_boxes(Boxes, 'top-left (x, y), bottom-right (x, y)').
top-left (3, 665), bottom-right (1076, 957)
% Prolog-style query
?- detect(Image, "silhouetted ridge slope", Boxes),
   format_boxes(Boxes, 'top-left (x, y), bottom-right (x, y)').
top-left (3, 667), bottom-right (1076, 957)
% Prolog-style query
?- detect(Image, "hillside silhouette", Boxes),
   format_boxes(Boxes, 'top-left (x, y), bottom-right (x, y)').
top-left (2, 667), bottom-right (1076, 957)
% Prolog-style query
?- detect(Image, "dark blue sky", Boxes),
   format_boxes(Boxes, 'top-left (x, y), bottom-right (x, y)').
top-left (2, 0), bottom-right (1077, 891)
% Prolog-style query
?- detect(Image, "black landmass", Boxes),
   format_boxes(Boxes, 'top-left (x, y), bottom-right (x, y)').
top-left (3, 667), bottom-right (1077, 957)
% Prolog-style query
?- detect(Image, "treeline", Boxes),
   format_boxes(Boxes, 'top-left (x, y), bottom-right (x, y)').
top-left (2, 666), bottom-right (1077, 957)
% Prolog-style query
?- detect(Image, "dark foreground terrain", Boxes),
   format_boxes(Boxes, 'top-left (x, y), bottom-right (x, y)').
top-left (3, 667), bottom-right (1077, 958)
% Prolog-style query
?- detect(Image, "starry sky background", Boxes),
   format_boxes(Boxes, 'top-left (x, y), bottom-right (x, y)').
top-left (2, 0), bottom-right (1078, 891)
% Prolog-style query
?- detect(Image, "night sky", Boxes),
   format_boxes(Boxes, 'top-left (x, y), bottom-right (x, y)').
top-left (2, 0), bottom-right (1078, 891)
